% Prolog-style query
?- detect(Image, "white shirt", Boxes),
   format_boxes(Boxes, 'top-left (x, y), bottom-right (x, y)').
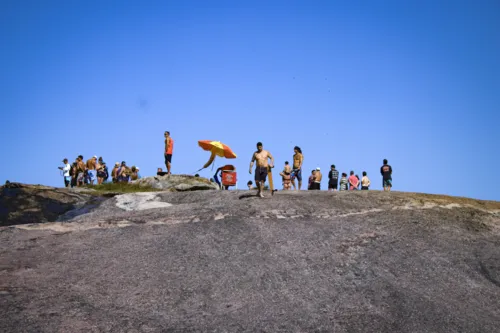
top-left (63, 163), bottom-right (71, 177)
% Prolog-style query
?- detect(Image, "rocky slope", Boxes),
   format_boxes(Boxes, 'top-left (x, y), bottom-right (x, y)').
top-left (1, 189), bottom-right (499, 332)
top-left (0, 182), bottom-right (96, 227)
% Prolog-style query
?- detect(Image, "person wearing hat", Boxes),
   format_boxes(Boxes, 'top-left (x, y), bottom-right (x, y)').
top-left (86, 155), bottom-right (98, 185)
top-left (58, 158), bottom-right (71, 188)
top-left (311, 167), bottom-right (322, 190)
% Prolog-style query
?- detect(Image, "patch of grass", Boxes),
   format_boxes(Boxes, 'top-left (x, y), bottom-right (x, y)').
top-left (82, 183), bottom-right (160, 194)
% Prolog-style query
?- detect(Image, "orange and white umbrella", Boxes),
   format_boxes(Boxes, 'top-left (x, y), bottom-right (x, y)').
top-left (197, 140), bottom-right (237, 171)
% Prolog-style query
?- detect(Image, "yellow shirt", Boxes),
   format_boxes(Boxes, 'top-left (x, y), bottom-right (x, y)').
top-left (361, 176), bottom-right (371, 187)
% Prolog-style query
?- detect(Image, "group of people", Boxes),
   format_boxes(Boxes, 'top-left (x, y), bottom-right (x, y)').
top-left (305, 168), bottom-right (371, 191)
top-left (249, 142), bottom-right (393, 197)
top-left (59, 133), bottom-right (393, 195)
top-left (58, 155), bottom-right (142, 187)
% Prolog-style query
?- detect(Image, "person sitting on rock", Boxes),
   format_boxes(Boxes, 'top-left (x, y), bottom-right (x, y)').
top-left (157, 168), bottom-right (168, 176)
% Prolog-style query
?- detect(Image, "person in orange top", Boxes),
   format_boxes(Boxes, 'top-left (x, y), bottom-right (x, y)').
top-left (348, 171), bottom-right (359, 190)
top-left (164, 131), bottom-right (174, 175)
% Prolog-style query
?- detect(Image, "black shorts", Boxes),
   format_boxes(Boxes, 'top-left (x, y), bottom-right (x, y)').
top-left (255, 167), bottom-right (268, 183)
top-left (328, 179), bottom-right (338, 189)
top-left (361, 186), bottom-right (369, 190)
top-left (164, 154), bottom-right (172, 164)
top-left (311, 182), bottom-right (321, 190)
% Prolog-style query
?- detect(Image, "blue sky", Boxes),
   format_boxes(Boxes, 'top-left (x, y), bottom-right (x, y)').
top-left (1, 0), bottom-right (499, 201)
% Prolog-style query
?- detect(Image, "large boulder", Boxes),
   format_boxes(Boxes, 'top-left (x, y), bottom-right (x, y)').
top-left (0, 182), bottom-right (97, 227)
top-left (131, 174), bottom-right (220, 191)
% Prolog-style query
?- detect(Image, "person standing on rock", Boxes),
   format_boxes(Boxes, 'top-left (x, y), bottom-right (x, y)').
top-left (361, 171), bottom-right (371, 190)
top-left (86, 156), bottom-right (97, 185)
top-left (311, 167), bottom-right (322, 190)
top-left (249, 142), bottom-right (274, 198)
top-left (348, 171), bottom-right (359, 190)
top-left (164, 131), bottom-right (174, 175)
top-left (58, 158), bottom-right (71, 188)
top-left (281, 161), bottom-right (292, 189)
top-left (76, 155), bottom-right (86, 187)
top-left (380, 159), bottom-right (393, 191)
top-left (328, 164), bottom-right (339, 191)
top-left (339, 172), bottom-right (348, 191)
top-left (291, 146), bottom-right (304, 190)
top-left (308, 170), bottom-right (316, 190)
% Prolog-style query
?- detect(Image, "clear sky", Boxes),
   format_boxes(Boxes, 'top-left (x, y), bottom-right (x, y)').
top-left (1, 0), bottom-right (499, 201)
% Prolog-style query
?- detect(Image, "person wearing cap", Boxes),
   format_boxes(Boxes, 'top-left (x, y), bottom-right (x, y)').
top-left (112, 162), bottom-right (120, 183)
top-left (311, 167), bottom-right (322, 190)
top-left (164, 131), bottom-right (174, 175)
top-left (58, 158), bottom-right (71, 188)
top-left (86, 156), bottom-right (97, 185)
top-left (328, 164), bottom-right (339, 191)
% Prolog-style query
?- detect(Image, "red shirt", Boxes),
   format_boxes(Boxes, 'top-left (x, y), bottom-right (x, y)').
top-left (348, 175), bottom-right (358, 190)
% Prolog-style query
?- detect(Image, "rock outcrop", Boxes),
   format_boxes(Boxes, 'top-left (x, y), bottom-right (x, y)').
top-left (0, 182), bottom-right (96, 227)
top-left (1, 190), bottom-right (499, 332)
top-left (132, 174), bottom-right (220, 191)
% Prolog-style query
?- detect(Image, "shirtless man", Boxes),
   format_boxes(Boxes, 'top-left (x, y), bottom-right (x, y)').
top-left (311, 167), bottom-right (322, 190)
top-left (86, 156), bottom-right (97, 185)
top-left (164, 131), bottom-right (174, 175)
top-left (291, 146), bottom-right (304, 190)
top-left (76, 155), bottom-right (86, 187)
top-left (249, 142), bottom-right (274, 198)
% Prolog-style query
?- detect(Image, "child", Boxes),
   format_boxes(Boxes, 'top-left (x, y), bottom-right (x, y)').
top-left (361, 171), bottom-right (371, 190)
top-left (247, 180), bottom-right (253, 190)
top-left (339, 173), bottom-right (348, 191)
